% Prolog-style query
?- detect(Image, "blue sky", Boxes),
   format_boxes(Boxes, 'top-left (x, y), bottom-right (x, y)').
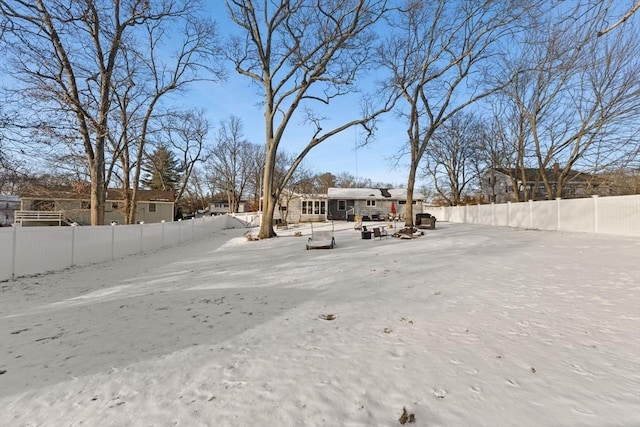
top-left (185, 2), bottom-right (414, 187)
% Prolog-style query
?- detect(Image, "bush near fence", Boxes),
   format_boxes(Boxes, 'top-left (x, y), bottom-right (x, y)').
top-left (425, 195), bottom-right (639, 237)
top-left (0, 214), bottom-right (256, 281)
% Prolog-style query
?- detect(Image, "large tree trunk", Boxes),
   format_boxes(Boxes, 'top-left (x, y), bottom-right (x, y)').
top-left (258, 152), bottom-right (278, 238)
top-left (404, 156), bottom-right (418, 228)
top-left (89, 149), bottom-right (105, 226)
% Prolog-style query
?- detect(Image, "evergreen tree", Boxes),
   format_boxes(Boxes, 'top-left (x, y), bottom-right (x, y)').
top-left (142, 145), bottom-right (182, 191)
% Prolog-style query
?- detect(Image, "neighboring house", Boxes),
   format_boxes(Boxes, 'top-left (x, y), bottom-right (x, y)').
top-left (481, 166), bottom-right (604, 203)
top-left (209, 198), bottom-right (248, 215)
top-left (273, 190), bottom-right (328, 223)
top-left (15, 186), bottom-right (175, 226)
top-left (326, 188), bottom-right (424, 221)
top-left (0, 194), bottom-right (20, 227)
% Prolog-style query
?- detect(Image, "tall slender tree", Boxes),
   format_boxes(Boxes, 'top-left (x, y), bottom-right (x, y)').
top-left (225, 0), bottom-right (396, 238)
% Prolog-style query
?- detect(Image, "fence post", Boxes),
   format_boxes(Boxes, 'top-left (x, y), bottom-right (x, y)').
top-left (139, 221), bottom-right (144, 253)
top-left (491, 203), bottom-right (495, 226)
top-left (71, 223), bottom-right (76, 267)
top-left (528, 200), bottom-right (533, 229)
top-left (161, 220), bottom-right (165, 247)
top-left (111, 222), bottom-right (116, 261)
top-left (11, 224), bottom-right (17, 280)
top-left (556, 197), bottom-right (562, 231)
top-left (507, 202), bottom-right (511, 227)
top-left (592, 195), bottom-right (599, 233)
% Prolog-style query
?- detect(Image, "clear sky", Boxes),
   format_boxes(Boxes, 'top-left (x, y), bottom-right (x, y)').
top-left (184, 2), bottom-right (414, 188)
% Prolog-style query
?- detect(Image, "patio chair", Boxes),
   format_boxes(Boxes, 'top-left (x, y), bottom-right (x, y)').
top-left (373, 227), bottom-right (388, 240)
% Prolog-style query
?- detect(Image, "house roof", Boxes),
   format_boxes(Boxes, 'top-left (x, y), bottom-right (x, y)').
top-left (493, 168), bottom-right (593, 183)
top-left (17, 184), bottom-right (175, 203)
top-left (0, 194), bottom-right (20, 202)
top-left (327, 187), bottom-right (423, 201)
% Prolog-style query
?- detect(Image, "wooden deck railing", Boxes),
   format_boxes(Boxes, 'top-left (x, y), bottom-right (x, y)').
top-left (14, 210), bottom-right (65, 225)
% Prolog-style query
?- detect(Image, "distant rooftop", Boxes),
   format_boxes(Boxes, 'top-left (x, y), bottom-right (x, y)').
top-left (327, 188), bottom-right (423, 200)
top-left (0, 194), bottom-right (20, 202)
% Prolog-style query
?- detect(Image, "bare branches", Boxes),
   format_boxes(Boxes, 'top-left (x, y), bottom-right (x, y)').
top-left (225, 0), bottom-right (394, 238)
top-left (1, 0), bottom-right (223, 224)
top-left (598, 0), bottom-right (640, 37)
top-left (378, 0), bottom-right (545, 219)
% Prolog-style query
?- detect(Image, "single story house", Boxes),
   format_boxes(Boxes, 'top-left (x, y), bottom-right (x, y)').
top-left (15, 185), bottom-right (175, 226)
top-left (209, 198), bottom-right (249, 215)
top-left (326, 188), bottom-right (424, 221)
top-left (0, 194), bottom-right (20, 227)
top-left (272, 190), bottom-right (328, 224)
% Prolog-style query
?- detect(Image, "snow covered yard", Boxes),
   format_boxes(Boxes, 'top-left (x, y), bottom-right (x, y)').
top-left (1, 222), bottom-right (638, 426)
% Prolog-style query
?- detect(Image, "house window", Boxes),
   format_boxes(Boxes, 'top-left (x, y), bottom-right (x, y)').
top-left (112, 202), bottom-right (120, 209)
top-left (148, 203), bottom-right (156, 213)
top-left (338, 200), bottom-right (346, 211)
top-left (81, 201), bottom-right (91, 210)
top-left (398, 200), bottom-right (406, 205)
top-left (366, 200), bottom-right (376, 207)
top-left (302, 199), bottom-right (326, 215)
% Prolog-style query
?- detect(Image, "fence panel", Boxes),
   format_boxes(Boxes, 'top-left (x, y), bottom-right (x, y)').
top-left (530, 200), bottom-right (557, 231)
top-left (508, 203), bottom-right (529, 229)
top-left (597, 195), bottom-right (640, 236)
top-left (448, 207), bottom-right (466, 223)
top-left (0, 214), bottom-right (248, 281)
top-left (438, 195), bottom-right (638, 237)
top-left (73, 226), bottom-right (115, 266)
top-left (0, 228), bottom-right (15, 278)
top-left (477, 205), bottom-right (493, 225)
top-left (142, 223), bottom-right (164, 252)
top-left (13, 227), bottom-right (72, 277)
top-left (494, 204), bottom-right (509, 227)
top-left (466, 205), bottom-right (478, 224)
top-left (559, 198), bottom-right (594, 233)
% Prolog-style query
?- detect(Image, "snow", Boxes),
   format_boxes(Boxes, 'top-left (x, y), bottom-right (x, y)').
top-left (1, 222), bottom-right (639, 426)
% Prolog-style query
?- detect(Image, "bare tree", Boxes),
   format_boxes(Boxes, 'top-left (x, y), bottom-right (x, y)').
top-left (157, 109), bottom-right (210, 216)
top-left (208, 116), bottom-right (260, 213)
top-left (423, 112), bottom-right (485, 206)
top-left (0, 0), bottom-right (222, 224)
top-left (183, 165), bottom-right (212, 214)
top-left (379, 0), bottom-right (543, 227)
top-left (498, 2), bottom-right (640, 199)
top-left (225, 0), bottom-right (396, 238)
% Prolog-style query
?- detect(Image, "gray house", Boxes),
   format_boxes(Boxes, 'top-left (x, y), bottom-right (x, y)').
top-left (273, 190), bottom-right (328, 224)
top-left (327, 188), bottom-right (424, 221)
top-left (481, 167), bottom-right (602, 203)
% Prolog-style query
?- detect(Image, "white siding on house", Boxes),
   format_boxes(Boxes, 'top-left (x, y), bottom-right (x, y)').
top-left (0, 195), bottom-right (20, 226)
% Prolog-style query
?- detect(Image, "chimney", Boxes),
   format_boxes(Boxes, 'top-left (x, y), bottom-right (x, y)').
top-left (553, 162), bottom-right (559, 174)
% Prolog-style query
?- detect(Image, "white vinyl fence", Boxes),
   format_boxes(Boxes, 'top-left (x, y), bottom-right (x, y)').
top-left (0, 214), bottom-right (256, 281)
top-left (426, 195), bottom-right (640, 237)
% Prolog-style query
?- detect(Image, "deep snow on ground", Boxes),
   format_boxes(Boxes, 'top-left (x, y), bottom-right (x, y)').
top-left (0, 222), bottom-right (639, 426)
